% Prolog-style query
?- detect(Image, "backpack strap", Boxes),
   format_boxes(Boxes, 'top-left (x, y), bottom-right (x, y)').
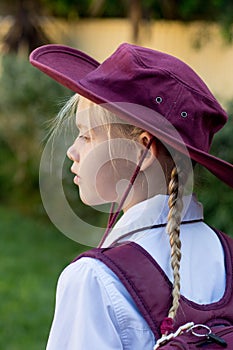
top-left (74, 229), bottom-right (233, 340)
top-left (216, 229), bottom-right (233, 262)
top-left (74, 242), bottom-right (172, 339)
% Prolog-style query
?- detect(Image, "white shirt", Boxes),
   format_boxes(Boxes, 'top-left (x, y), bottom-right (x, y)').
top-left (46, 194), bottom-right (226, 349)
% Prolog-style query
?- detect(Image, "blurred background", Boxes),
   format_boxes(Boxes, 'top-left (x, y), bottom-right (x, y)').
top-left (0, 0), bottom-right (233, 348)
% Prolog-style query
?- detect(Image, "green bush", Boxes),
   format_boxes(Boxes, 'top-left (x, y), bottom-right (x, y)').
top-left (194, 100), bottom-right (233, 236)
top-left (0, 53), bottom-right (72, 212)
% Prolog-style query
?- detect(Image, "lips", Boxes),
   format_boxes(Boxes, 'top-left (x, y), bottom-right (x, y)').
top-left (73, 174), bottom-right (80, 185)
top-left (70, 165), bottom-right (80, 185)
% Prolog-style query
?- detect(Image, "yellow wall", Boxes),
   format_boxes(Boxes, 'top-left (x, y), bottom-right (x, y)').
top-left (1, 18), bottom-right (233, 102)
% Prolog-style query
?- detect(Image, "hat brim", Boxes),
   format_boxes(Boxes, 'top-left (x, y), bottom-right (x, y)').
top-left (30, 44), bottom-right (233, 189)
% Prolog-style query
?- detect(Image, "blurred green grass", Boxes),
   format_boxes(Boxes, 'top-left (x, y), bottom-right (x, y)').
top-left (0, 206), bottom-right (87, 350)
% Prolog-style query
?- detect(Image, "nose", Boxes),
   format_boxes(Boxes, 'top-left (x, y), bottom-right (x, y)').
top-left (67, 143), bottom-right (79, 162)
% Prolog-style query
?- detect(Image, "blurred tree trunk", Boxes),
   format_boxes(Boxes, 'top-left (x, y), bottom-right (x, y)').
top-left (2, 0), bottom-right (50, 55)
top-left (89, 0), bottom-right (142, 42)
top-left (157, 0), bottom-right (178, 19)
top-left (128, 0), bottom-right (142, 42)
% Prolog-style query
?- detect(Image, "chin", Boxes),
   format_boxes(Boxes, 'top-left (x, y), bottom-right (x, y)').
top-left (79, 183), bottom-right (117, 204)
top-left (79, 192), bottom-right (109, 207)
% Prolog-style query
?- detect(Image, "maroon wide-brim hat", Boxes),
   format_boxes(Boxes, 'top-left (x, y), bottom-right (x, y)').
top-left (30, 43), bottom-right (233, 188)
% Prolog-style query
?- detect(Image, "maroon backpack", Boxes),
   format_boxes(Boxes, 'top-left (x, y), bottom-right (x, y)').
top-left (74, 229), bottom-right (233, 349)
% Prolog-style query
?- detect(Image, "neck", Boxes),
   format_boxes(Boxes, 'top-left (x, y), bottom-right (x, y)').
top-left (122, 171), bottom-right (167, 212)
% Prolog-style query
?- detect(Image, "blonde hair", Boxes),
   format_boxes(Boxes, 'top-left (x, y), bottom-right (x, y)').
top-left (166, 159), bottom-right (187, 320)
top-left (50, 93), bottom-right (142, 143)
top-left (52, 93), bottom-right (190, 322)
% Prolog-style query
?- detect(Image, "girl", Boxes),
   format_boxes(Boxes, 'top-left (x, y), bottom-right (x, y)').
top-left (30, 43), bottom-right (233, 349)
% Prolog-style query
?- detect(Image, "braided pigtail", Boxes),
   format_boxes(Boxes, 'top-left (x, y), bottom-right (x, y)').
top-left (166, 160), bottom-right (186, 321)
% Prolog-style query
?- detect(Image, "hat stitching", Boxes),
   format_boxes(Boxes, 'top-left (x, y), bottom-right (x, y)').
top-left (127, 45), bottom-right (148, 69)
top-left (167, 72), bottom-right (220, 106)
top-left (129, 51), bottom-right (219, 107)
top-left (165, 83), bottom-right (184, 121)
top-left (122, 47), bottom-right (209, 103)
top-left (35, 45), bottom-right (100, 69)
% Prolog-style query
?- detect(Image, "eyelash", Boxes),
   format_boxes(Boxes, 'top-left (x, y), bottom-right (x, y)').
top-left (79, 134), bottom-right (90, 141)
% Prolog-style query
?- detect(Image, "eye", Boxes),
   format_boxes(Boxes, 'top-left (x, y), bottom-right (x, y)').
top-left (79, 134), bottom-right (90, 141)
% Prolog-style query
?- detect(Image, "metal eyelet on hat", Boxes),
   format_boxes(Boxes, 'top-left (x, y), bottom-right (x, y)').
top-left (181, 111), bottom-right (188, 118)
top-left (155, 96), bottom-right (163, 104)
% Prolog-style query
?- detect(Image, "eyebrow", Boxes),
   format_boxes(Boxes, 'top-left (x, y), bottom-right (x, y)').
top-left (77, 123), bottom-right (88, 131)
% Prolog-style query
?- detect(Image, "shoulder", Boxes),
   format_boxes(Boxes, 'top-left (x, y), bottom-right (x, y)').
top-left (58, 252), bottom-right (155, 325)
top-left (58, 256), bottom-right (118, 293)
top-left (57, 253), bottom-right (153, 330)
top-left (57, 254), bottom-right (136, 305)
top-left (48, 254), bottom-right (155, 349)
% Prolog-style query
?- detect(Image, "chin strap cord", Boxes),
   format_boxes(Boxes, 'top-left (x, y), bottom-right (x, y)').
top-left (98, 136), bottom-right (155, 248)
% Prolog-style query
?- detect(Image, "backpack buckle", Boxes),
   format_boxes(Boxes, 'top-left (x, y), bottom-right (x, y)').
top-left (189, 324), bottom-right (227, 348)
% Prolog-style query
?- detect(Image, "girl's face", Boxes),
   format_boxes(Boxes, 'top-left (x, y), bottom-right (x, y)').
top-left (67, 97), bottom-right (139, 207)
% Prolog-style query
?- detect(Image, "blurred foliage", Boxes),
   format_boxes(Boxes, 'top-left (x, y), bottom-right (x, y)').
top-left (35, 0), bottom-right (233, 22)
top-left (40, 0), bottom-right (127, 18)
top-left (0, 53), bottom-right (107, 229)
top-left (1, 0), bottom-right (233, 53)
top-left (0, 53), bottom-right (71, 213)
top-left (1, 0), bottom-right (50, 54)
top-left (194, 100), bottom-right (233, 236)
top-left (39, 0), bottom-right (233, 41)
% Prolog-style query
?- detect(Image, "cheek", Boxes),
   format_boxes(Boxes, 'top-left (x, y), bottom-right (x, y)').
top-left (79, 158), bottom-right (134, 204)
top-left (95, 161), bottom-right (118, 201)
top-left (78, 140), bottom-right (139, 204)
top-left (78, 146), bottom-right (118, 204)
top-left (77, 164), bottom-right (117, 205)
top-left (96, 159), bottom-right (137, 201)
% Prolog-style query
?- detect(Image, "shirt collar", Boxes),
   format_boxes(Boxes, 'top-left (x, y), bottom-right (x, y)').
top-left (102, 194), bottom-right (203, 247)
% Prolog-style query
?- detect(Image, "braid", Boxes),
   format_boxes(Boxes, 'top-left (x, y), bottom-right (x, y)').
top-left (166, 161), bottom-right (186, 320)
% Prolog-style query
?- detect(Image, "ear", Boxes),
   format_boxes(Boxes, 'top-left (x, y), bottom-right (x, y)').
top-left (138, 132), bottom-right (157, 171)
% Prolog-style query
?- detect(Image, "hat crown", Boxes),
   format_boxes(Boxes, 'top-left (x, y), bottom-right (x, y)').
top-left (82, 43), bottom-right (228, 153)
